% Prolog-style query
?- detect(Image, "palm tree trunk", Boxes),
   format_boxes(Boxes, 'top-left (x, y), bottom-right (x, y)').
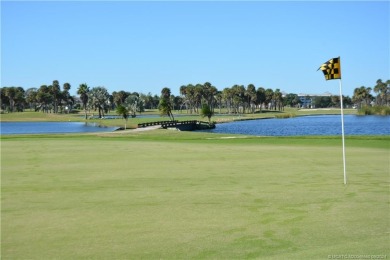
top-left (169, 111), bottom-right (175, 121)
top-left (84, 104), bottom-right (88, 119)
top-left (98, 107), bottom-right (102, 118)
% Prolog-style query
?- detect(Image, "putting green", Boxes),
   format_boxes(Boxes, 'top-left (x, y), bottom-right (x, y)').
top-left (1, 132), bottom-right (389, 259)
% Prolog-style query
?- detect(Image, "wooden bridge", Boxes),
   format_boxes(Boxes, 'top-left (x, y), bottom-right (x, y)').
top-left (138, 120), bottom-right (215, 131)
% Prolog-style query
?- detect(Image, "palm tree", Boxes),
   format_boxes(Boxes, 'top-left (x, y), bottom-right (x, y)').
top-left (256, 87), bottom-right (266, 112)
top-left (179, 85), bottom-right (189, 113)
top-left (353, 87), bottom-right (363, 108)
top-left (77, 83), bottom-right (89, 119)
top-left (232, 85), bottom-right (245, 114)
top-left (0, 88), bottom-right (7, 110)
top-left (222, 87), bottom-right (233, 114)
top-left (37, 85), bottom-right (52, 113)
top-left (373, 79), bottom-right (389, 106)
top-left (200, 104), bottom-right (214, 123)
top-left (158, 87), bottom-right (175, 121)
top-left (124, 94), bottom-right (143, 118)
top-left (386, 80), bottom-right (390, 105)
top-left (63, 83), bottom-right (71, 92)
top-left (1, 87), bottom-right (25, 112)
top-left (4, 87), bottom-right (16, 112)
top-left (172, 95), bottom-right (182, 111)
top-left (116, 104), bottom-right (129, 129)
top-left (193, 84), bottom-right (203, 112)
top-left (25, 88), bottom-right (38, 110)
top-left (14, 87), bottom-right (26, 112)
top-left (273, 89), bottom-right (283, 111)
top-left (265, 88), bottom-right (274, 110)
top-left (50, 80), bottom-right (61, 113)
top-left (141, 92), bottom-right (155, 110)
top-left (202, 82), bottom-right (217, 112)
top-left (353, 86), bottom-right (373, 108)
top-left (88, 86), bottom-right (110, 118)
top-left (246, 84), bottom-right (257, 113)
top-left (182, 84), bottom-right (196, 114)
top-left (215, 91), bottom-right (223, 114)
top-left (113, 90), bottom-right (129, 107)
top-left (62, 83), bottom-right (71, 113)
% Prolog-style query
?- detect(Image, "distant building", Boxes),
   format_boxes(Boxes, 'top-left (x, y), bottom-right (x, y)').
top-left (297, 92), bottom-right (333, 108)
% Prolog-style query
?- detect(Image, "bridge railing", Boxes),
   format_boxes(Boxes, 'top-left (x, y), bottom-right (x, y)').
top-left (138, 120), bottom-right (213, 129)
top-left (137, 120), bottom-right (178, 128)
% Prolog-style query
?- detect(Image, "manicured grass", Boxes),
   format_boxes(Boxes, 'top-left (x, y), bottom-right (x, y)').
top-left (0, 110), bottom-right (83, 122)
top-left (1, 131), bottom-right (389, 259)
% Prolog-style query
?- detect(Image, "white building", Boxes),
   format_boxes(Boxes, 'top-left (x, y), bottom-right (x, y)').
top-left (297, 92), bottom-right (333, 108)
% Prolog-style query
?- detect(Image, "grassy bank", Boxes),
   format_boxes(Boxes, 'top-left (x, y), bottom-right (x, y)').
top-left (358, 106), bottom-right (390, 115)
top-left (1, 131), bottom-right (389, 259)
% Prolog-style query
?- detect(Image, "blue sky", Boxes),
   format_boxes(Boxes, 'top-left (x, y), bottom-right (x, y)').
top-left (1, 1), bottom-right (389, 97)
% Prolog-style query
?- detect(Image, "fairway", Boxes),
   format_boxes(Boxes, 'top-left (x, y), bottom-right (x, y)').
top-left (1, 131), bottom-right (389, 259)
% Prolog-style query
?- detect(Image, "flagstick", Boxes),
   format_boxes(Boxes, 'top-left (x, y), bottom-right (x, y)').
top-left (339, 79), bottom-right (347, 185)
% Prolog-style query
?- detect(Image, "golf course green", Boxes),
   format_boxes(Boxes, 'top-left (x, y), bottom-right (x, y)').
top-left (1, 127), bottom-right (389, 259)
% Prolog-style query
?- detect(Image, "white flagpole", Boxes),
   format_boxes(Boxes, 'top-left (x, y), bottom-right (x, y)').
top-left (338, 79), bottom-right (347, 185)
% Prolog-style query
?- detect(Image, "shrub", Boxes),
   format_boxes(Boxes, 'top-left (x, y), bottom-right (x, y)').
top-left (275, 113), bottom-right (296, 119)
top-left (358, 106), bottom-right (390, 115)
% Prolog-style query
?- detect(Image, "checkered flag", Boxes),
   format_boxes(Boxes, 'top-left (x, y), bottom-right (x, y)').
top-left (318, 57), bottom-right (341, 80)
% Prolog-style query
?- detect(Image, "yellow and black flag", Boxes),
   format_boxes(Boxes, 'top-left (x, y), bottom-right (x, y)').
top-left (318, 57), bottom-right (341, 80)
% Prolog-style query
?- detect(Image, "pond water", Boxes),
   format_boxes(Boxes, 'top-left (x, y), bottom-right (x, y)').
top-left (0, 122), bottom-right (118, 135)
top-left (1, 115), bottom-right (389, 136)
top-left (201, 115), bottom-right (390, 136)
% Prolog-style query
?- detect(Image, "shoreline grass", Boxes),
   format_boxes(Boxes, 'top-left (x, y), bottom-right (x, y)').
top-left (1, 131), bottom-right (389, 259)
top-left (357, 105), bottom-right (390, 115)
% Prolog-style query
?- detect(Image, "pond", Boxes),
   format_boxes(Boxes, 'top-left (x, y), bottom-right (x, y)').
top-left (1, 115), bottom-right (389, 136)
top-left (0, 122), bottom-right (118, 135)
top-left (201, 115), bottom-right (390, 136)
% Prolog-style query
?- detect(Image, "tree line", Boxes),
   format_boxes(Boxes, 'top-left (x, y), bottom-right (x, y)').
top-left (1, 80), bottom-right (72, 113)
top-left (1, 79), bottom-right (389, 117)
top-left (352, 79), bottom-right (390, 108)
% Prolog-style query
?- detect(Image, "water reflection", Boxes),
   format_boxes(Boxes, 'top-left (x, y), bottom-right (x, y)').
top-left (1, 122), bottom-right (118, 135)
top-left (201, 115), bottom-right (390, 136)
